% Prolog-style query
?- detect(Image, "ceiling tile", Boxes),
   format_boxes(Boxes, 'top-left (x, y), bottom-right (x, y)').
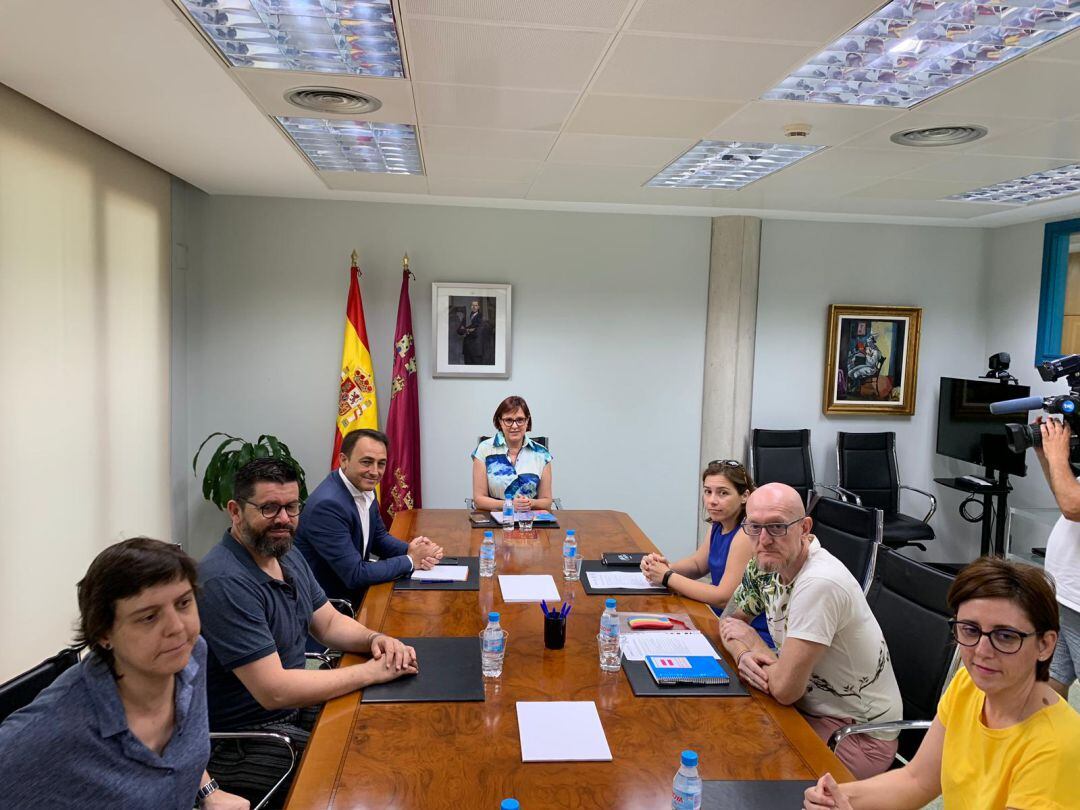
top-left (420, 126), bottom-right (556, 160)
top-left (796, 147), bottom-right (947, 177)
top-left (706, 100), bottom-right (901, 146)
top-left (234, 69), bottom-right (417, 123)
top-left (426, 177), bottom-right (532, 198)
top-left (844, 178), bottom-right (978, 200)
top-left (628, 0), bottom-right (881, 43)
top-left (402, 0), bottom-right (634, 30)
top-left (405, 18), bottom-right (610, 91)
top-left (320, 172), bottom-right (430, 193)
top-left (568, 94), bottom-right (745, 137)
top-left (750, 166), bottom-right (889, 197)
top-left (414, 84), bottom-right (577, 131)
top-left (842, 112), bottom-right (1048, 151)
top-left (1028, 27), bottom-right (1080, 63)
top-left (423, 154), bottom-right (540, 182)
top-left (968, 121), bottom-right (1080, 161)
top-left (593, 34), bottom-right (816, 100)
top-left (916, 60), bottom-right (1080, 121)
top-left (901, 155), bottom-right (1068, 187)
top-left (547, 133), bottom-right (692, 166)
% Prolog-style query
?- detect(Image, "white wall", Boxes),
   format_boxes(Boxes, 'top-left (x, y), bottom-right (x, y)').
top-left (178, 196), bottom-right (710, 561)
top-left (751, 220), bottom-right (993, 563)
top-left (0, 84), bottom-right (172, 680)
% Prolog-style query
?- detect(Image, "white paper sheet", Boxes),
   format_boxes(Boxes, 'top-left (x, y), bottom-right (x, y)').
top-left (619, 630), bottom-right (721, 662)
top-left (585, 570), bottom-right (655, 590)
top-left (410, 565), bottom-right (469, 582)
top-left (498, 575), bottom-right (561, 603)
top-left (516, 701), bottom-right (612, 762)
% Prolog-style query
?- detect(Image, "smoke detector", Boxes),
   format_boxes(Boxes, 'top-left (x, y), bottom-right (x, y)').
top-left (890, 125), bottom-right (988, 147)
top-left (783, 123), bottom-right (812, 138)
top-left (284, 87), bottom-right (382, 115)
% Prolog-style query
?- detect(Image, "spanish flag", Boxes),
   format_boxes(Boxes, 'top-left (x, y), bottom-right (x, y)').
top-left (331, 253), bottom-right (378, 470)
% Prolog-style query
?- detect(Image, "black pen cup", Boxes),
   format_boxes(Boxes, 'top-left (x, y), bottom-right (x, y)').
top-left (544, 613), bottom-right (567, 650)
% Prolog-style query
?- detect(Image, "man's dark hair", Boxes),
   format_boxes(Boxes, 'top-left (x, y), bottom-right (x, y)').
top-left (340, 428), bottom-right (390, 458)
top-left (233, 457), bottom-right (299, 503)
top-left (74, 537), bottom-right (198, 678)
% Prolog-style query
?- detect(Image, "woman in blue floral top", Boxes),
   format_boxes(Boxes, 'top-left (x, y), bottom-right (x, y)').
top-left (471, 395), bottom-right (553, 512)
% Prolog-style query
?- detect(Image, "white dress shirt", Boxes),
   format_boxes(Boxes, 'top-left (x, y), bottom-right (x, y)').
top-left (337, 469), bottom-right (412, 570)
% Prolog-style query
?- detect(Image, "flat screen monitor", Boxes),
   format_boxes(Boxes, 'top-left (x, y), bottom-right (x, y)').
top-left (937, 377), bottom-right (1031, 477)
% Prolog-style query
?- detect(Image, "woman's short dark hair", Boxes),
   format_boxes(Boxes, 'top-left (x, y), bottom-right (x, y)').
top-left (74, 537), bottom-right (198, 677)
top-left (947, 556), bottom-right (1059, 681)
top-left (701, 460), bottom-right (756, 524)
top-left (493, 396), bottom-right (532, 433)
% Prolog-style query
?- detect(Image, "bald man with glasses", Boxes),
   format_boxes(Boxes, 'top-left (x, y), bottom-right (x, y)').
top-left (718, 483), bottom-right (902, 780)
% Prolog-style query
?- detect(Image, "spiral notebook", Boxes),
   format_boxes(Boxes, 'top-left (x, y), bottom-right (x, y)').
top-left (644, 655), bottom-right (729, 685)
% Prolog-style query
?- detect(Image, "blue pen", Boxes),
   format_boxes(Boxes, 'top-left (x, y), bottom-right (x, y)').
top-left (562, 604), bottom-right (571, 619)
top-left (541, 599), bottom-right (549, 616)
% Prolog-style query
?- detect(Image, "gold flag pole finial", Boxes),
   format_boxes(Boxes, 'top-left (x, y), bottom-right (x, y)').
top-left (403, 252), bottom-right (415, 280)
top-left (350, 250), bottom-right (361, 276)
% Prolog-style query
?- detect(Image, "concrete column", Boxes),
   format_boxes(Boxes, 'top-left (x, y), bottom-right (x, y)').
top-left (698, 216), bottom-right (761, 543)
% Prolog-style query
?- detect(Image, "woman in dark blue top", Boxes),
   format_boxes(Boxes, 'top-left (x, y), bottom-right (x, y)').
top-left (641, 460), bottom-right (773, 647)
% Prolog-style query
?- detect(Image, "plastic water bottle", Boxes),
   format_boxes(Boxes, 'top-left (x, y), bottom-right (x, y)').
top-left (502, 497), bottom-right (515, 534)
top-left (672, 750), bottom-right (702, 809)
top-left (600, 598), bottom-right (619, 639)
top-left (481, 611), bottom-right (506, 678)
top-left (562, 529), bottom-right (579, 581)
top-left (500, 801), bottom-right (520, 810)
top-left (479, 530), bottom-right (496, 577)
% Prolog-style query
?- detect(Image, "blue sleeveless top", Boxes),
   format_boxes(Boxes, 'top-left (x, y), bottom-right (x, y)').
top-left (708, 522), bottom-right (773, 647)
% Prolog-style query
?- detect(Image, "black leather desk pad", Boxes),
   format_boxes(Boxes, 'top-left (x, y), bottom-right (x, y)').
top-left (360, 637), bottom-right (484, 703)
top-left (622, 659), bottom-right (749, 697)
top-left (393, 557), bottom-right (479, 591)
top-left (579, 559), bottom-right (668, 595)
top-left (701, 780), bottom-right (815, 807)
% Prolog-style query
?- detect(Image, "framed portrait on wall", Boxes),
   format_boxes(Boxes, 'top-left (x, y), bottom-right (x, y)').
top-left (431, 282), bottom-right (512, 378)
top-left (822, 304), bottom-right (922, 416)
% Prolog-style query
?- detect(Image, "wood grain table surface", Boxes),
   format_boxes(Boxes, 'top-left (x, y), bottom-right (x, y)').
top-left (285, 509), bottom-right (852, 809)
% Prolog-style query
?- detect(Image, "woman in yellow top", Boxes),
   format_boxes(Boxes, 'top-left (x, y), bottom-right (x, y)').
top-left (804, 556), bottom-right (1080, 810)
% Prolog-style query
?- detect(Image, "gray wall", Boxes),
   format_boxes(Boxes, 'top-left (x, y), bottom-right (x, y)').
top-left (178, 196), bottom-right (711, 560)
top-left (751, 220), bottom-right (993, 563)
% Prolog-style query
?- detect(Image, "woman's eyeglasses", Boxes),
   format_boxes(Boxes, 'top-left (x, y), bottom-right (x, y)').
top-left (709, 459), bottom-right (744, 470)
top-left (948, 619), bottom-right (1037, 654)
top-left (500, 417), bottom-right (528, 427)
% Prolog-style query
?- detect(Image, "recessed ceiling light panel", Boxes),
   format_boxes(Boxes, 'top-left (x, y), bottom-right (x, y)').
top-left (947, 163), bottom-right (1080, 205)
top-left (276, 117), bottom-right (422, 173)
top-left (646, 141), bottom-right (825, 190)
top-left (763, 0), bottom-right (1080, 108)
top-left (179, 0), bottom-right (404, 77)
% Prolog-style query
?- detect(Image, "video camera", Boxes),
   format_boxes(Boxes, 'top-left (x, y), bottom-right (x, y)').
top-left (989, 354), bottom-right (1080, 460)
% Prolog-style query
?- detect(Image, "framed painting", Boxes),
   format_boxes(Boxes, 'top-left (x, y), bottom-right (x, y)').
top-left (432, 282), bottom-right (512, 378)
top-left (823, 304), bottom-right (922, 416)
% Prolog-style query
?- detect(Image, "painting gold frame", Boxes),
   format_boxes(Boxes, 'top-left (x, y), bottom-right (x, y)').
top-left (822, 304), bottom-right (922, 416)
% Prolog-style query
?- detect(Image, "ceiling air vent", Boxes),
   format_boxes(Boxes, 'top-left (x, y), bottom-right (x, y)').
top-left (890, 125), bottom-right (988, 148)
top-left (284, 87), bottom-right (382, 116)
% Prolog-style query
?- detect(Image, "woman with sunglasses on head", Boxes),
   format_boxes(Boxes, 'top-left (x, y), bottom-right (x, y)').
top-left (472, 395), bottom-right (553, 513)
top-left (804, 556), bottom-right (1080, 810)
top-left (640, 460), bottom-right (772, 647)
top-left (0, 538), bottom-right (248, 809)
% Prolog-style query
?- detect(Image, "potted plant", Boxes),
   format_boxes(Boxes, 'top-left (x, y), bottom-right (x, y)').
top-left (193, 432), bottom-right (308, 510)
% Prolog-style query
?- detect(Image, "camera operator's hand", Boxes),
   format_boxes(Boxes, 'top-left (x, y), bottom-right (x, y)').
top-left (1036, 416), bottom-right (1080, 520)
top-left (1036, 417), bottom-right (1072, 468)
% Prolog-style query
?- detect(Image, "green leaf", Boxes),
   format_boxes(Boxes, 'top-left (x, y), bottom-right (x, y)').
top-left (192, 431), bottom-right (237, 476)
top-left (201, 436), bottom-right (242, 509)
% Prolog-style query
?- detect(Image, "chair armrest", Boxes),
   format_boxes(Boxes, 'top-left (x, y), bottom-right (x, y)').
top-left (327, 598), bottom-right (354, 617)
top-left (304, 651), bottom-right (340, 669)
top-left (209, 731), bottom-right (296, 810)
top-left (464, 498), bottom-right (476, 510)
top-left (815, 483), bottom-right (862, 506)
top-left (827, 719), bottom-right (932, 750)
top-left (899, 485), bottom-right (937, 523)
top-left (551, 498), bottom-right (563, 511)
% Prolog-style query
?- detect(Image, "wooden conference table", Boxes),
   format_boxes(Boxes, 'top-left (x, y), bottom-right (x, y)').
top-left (286, 510), bottom-right (852, 809)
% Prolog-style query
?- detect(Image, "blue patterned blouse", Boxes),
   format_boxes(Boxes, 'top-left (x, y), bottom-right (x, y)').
top-left (472, 432), bottom-right (552, 500)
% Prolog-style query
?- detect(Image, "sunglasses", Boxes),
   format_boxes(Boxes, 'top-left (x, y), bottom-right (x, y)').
top-left (709, 459), bottom-right (745, 469)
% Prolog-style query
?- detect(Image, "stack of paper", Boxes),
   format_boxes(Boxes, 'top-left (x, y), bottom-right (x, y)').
top-left (489, 510), bottom-right (557, 525)
top-left (585, 570), bottom-right (654, 590)
top-left (516, 702), bottom-right (612, 762)
top-left (498, 575), bottom-right (561, 603)
top-left (620, 630), bottom-right (721, 662)
top-left (410, 566), bottom-right (469, 582)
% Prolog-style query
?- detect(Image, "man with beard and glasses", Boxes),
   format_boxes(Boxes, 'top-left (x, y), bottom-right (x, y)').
top-left (198, 459), bottom-right (417, 808)
top-left (717, 483), bottom-right (902, 780)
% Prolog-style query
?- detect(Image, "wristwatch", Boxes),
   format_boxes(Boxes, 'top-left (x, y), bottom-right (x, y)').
top-left (661, 570), bottom-right (674, 589)
top-left (196, 779), bottom-right (219, 806)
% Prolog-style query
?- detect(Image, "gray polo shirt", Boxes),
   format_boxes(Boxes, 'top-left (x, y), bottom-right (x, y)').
top-left (198, 531), bottom-right (328, 731)
top-left (0, 637), bottom-right (210, 809)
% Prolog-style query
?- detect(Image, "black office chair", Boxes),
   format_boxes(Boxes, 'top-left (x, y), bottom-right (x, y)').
top-left (836, 431), bottom-right (936, 551)
top-left (809, 495), bottom-right (882, 592)
top-left (0, 647), bottom-right (80, 725)
top-left (829, 547), bottom-right (958, 764)
top-left (749, 428), bottom-right (858, 508)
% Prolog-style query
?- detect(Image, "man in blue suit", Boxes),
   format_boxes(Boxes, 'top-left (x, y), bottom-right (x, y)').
top-left (295, 428), bottom-right (443, 605)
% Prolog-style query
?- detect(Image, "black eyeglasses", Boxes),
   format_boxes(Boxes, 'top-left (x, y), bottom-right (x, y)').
top-left (948, 619), bottom-right (1038, 654)
top-left (501, 417), bottom-right (528, 427)
top-left (242, 500), bottom-right (304, 519)
top-left (709, 459), bottom-right (744, 469)
top-left (741, 517), bottom-right (804, 538)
